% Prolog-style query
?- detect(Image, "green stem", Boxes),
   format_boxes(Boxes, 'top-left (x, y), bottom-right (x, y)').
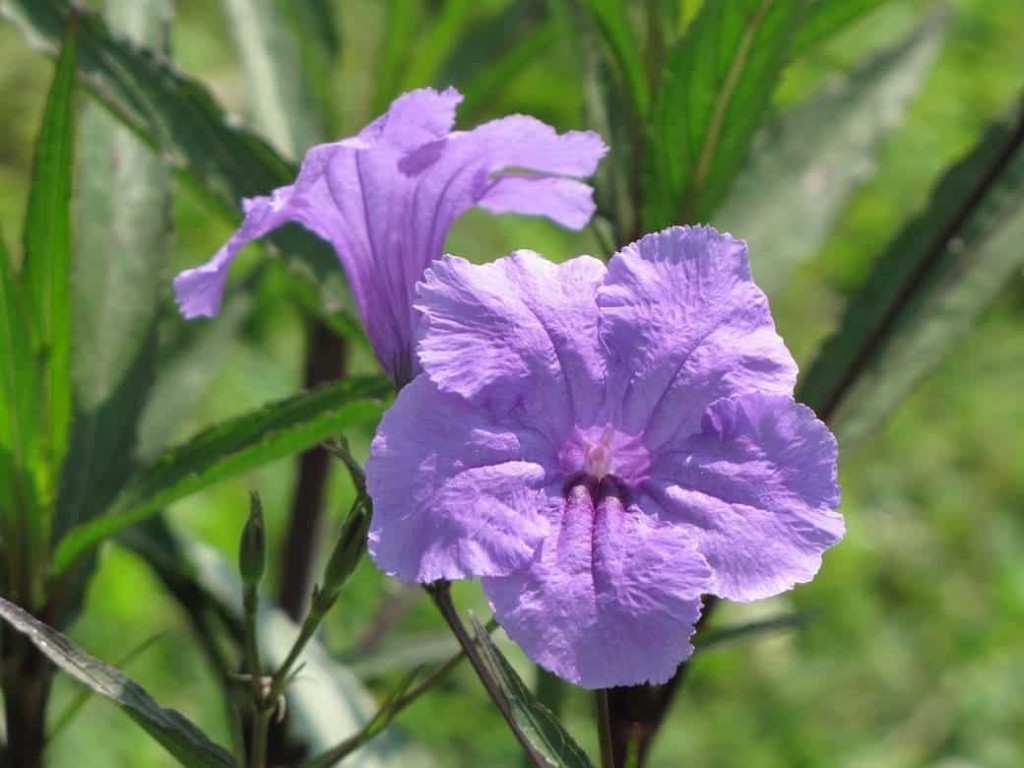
top-left (426, 582), bottom-right (549, 767)
top-left (242, 584), bottom-right (267, 768)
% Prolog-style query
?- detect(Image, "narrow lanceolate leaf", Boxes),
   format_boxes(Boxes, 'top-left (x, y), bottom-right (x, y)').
top-left (643, 0), bottom-right (807, 229)
top-left (580, 0), bottom-right (650, 117)
top-left (220, 0), bottom-right (323, 158)
top-left (715, 14), bottom-right (945, 295)
top-left (22, 12), bottom-right (76, 485)
top-left (0, 230), bottom-right (39, 517)
top-left (468, 616), bottom-right (594, 768)
top-left (0, 597), bottom-right (235, 768)
top-left (2, 0), bottom-right (350, 312)
top-left (791, 0), bottom-right (891, 58)
top-left (55, 0), bottom-right (174, 542)
top-left (800, 108), bottom-right (1024, 444)
top-left (51, 375), bottom-right (392, 576)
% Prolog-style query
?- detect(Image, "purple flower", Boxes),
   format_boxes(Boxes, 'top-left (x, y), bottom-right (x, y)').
top-left (173, 87), bottom-right (606, 383)
top-left (367, 225), bottom-right (843, 689)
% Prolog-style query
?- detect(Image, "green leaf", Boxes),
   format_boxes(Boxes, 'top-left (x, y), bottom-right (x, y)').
top-left (135, 294), bottom-right (251, 462)
top-left (452, 12), bottom-right (559, 125)
top-left (55, 0), bottom-right (174, 542)
top-left (468, 615), bottom-right (594, 768)
top-left (0, 597), bottom-right (235, 768)
top-left (273, 0), bottom-right (341, 134)
top-left (580, 0), bottom-right (650, 117)
top-left (799, 107), bottom-right (1024, 444)
top-left (643, 0), bottom-right (807, 229)
top-left (220, 0), bottom-right (323, 158)
top-left (51, 375), bottom-right (391, 576)
top-left (22, 10), bottom-right (77, 489)
top-left (791, 0), bottom-right (891, 58)
top-left (0, 229), bottom-right (40, 519)
top-left (2, 0), bottom-right (352, 314)
top-left (373, 0), bottom-right (424, 113)
top-left (714, 13), bottom-right (944, 295)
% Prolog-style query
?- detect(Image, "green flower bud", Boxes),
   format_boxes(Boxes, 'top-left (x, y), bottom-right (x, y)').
top-left (239, 492), bottom-right (266, 588)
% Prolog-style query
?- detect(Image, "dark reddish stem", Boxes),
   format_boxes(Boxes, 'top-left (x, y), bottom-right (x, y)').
top-left (278, 319), bottom-right (347, 620)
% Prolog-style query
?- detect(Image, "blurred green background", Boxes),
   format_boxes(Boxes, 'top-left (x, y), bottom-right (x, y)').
top-left (1, 0), bottom-right (1021, 766)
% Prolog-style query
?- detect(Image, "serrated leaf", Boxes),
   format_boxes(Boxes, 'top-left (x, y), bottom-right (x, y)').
top-left (51, 375), bottom-right (391, 576)
top-left (54, 0), bottom-right (174, 543)
top-left (22, 11), bottom-right (76, 490)
top-left (220, 0), bottom-right (323, 158)
top-left (0, 597), bottom-right (235, 768)
top-left (1, 0), bottom-right (352, 314)
top-left (799, 108), bottom-right (1024, 444)
top-left (715, 13), bottom-right (944, 295)
top-left (468, 615), bottom-right (594, 768)
top-left (791, 0), bottom-right (891, 57)
top-left (0, 229), bottom-right (40, 519)
top-left (643, 0), bottom-right (807, 229)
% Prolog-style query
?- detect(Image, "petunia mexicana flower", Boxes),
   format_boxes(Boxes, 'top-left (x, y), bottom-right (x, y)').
top-left (366, 225), bottom-right (843, 689)
top-left (172, 87), bottom-right (607, 384)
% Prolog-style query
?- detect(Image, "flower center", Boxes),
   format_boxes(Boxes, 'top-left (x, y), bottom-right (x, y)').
top-left (559, 424), bottom-right (650, 497)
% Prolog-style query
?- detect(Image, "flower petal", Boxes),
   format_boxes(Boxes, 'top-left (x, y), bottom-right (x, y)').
top-left (484, 487), bottom-right (711, 689)
top-left (416, 251), bottom-right (607, 430)
top-left (366, 375), bottom-right (555, 583)
top-left (645, 393), bottom-right (843, 602)
top-left (172, 141), bottom-right (346, 319)
top-left (598, 226), bottom-right (798, 449)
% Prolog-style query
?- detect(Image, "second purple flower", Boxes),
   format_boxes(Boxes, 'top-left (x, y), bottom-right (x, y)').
top-left (173, 87), bottom-right (607, 384)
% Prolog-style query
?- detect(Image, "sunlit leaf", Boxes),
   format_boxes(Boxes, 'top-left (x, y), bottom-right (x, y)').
top-left (0, 597), bottom-right (235, 768)
top-left (643, 0), bottom-right (807, 229)
top-left (792, 0), bottom-right (891, 57)
top-left (715, 13), bottom-right (944, 295)
top-left (0, 229), bottom-right (40, 519)
top-left (800, 107), bottom-right (1024, 443)
top-left (22, 10), bottom-right (76, 489)
top-left (51, 375), bottom-right (391, 576)
top-left (55, 0), bottom-right (174, 542)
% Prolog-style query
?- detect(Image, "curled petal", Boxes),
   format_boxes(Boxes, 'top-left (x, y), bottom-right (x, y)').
top-left (367, 376), bottom-right (555, 583)
top-left (646, 393), bottom-right (843, 602)
top-left (599, 226), bottom-right (798, 448)
top-left (484, 488), bottom-right (711, 689)
top-left (416, 252), bottom-right (607, 430)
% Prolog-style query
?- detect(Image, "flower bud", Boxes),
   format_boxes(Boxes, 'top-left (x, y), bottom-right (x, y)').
top-left (316, 499), bottom-right (370, 610)
top-left (239, 492), bottom-right (266, 588)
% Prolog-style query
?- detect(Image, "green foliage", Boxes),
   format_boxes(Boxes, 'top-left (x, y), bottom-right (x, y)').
top-left (715, 12), bottom-right (945, 295)
top-left (643, 0), bottom-right (807, 229)
top-left (22, 10), bottom-right (76, 501)
top-left (800, 107), bottom-right (1024, 442)
top-left (467, 614), bottom-right (595, 768)
top-left (51, 375), bottom-right (391, 576)
top-left (0, 596), bottom-right (235, 767)
top-left (55, 0), bottom-right (172, 544)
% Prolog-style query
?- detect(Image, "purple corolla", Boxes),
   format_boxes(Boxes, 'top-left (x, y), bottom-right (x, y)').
top-left (367, 225), bottom-right (843, 689)
top-left (173, 87), bottom-right (606, 384)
